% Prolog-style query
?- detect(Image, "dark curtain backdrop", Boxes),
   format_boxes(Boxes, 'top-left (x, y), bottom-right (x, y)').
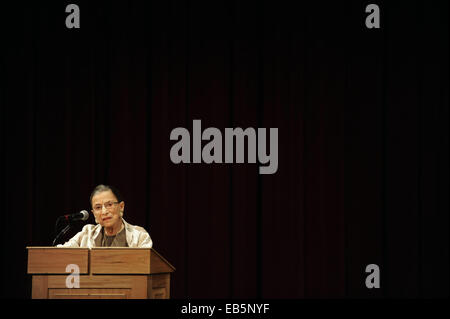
top-left (1, 0), bottom-right (448, 298)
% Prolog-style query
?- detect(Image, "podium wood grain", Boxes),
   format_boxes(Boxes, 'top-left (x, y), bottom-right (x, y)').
top-left (28, 247), bottom-right (89, 274)
top-left (91, 248), bottom-right (150, 274)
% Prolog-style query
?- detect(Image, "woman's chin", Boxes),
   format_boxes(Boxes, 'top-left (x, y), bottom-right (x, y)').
top-left (103, 219), bottom-right (118, 228)
top-left (103, 222), bottom-right (112, 228)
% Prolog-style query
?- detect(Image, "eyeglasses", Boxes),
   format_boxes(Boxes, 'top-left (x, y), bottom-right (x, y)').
top-left (92, 201), bottom-right (119, 212)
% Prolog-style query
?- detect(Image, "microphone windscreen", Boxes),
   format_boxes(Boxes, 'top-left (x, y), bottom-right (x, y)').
top-left (80, 210), bottom-right (89, 221)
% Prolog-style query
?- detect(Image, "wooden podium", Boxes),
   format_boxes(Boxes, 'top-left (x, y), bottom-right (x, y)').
top-left (27, 247), bottom-right (175, 299)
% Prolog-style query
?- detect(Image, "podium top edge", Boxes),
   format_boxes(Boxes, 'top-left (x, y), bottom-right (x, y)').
top-left (26, 246), bottom-right (88, 249)
top-left (26, 246), bottom-right (154, 250)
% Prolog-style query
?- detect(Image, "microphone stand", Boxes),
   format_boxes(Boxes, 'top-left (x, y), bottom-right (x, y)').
top-left (52, 224), bottom-right (71, 246)
top-left (51, 211), bottom-right (88, 246)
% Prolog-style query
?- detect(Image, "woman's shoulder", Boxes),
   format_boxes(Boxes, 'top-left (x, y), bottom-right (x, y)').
top-left (123, 219), bottom-right (148, 234)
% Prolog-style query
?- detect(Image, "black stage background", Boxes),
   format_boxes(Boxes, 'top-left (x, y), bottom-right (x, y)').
top-left (0, 0), bottom-right (448, 299)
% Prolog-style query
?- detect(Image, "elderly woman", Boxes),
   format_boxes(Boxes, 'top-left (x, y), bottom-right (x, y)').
top-left (58, 185), bottom-right (153, 248)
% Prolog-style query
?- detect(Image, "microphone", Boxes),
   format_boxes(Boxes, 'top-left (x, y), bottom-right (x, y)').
top-left (52, 210), bottom-right (89, 246)
top-left (61, 210), bottom-right (89, 222)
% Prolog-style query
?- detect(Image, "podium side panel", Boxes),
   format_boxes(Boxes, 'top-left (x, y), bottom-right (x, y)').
top-left (149, 274), bottom-right (171, 299)
top-left (150, 250), bottom-right (175, 274)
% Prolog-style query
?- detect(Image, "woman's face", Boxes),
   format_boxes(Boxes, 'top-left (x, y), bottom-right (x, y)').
top-left (91, 190), bottom-right (124, 228)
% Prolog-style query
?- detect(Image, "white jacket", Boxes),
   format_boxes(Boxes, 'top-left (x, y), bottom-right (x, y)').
top-left (57, 219), bottom-right (153, 248)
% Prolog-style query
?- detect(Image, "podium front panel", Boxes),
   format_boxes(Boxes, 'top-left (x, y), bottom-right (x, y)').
top-left (90, 248), bottom-right (151, 274)
top-left (27, 247), bottom-right (89, 274)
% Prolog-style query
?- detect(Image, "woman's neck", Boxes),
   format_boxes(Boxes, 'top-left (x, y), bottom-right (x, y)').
top-left (104, 220), bottom-right (123, 236)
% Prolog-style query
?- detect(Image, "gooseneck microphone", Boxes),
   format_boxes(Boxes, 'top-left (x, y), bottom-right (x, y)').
top-left (52, 210), bottom-right (89, 246)
top-left (61, 210), bottom-right (89, 222)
